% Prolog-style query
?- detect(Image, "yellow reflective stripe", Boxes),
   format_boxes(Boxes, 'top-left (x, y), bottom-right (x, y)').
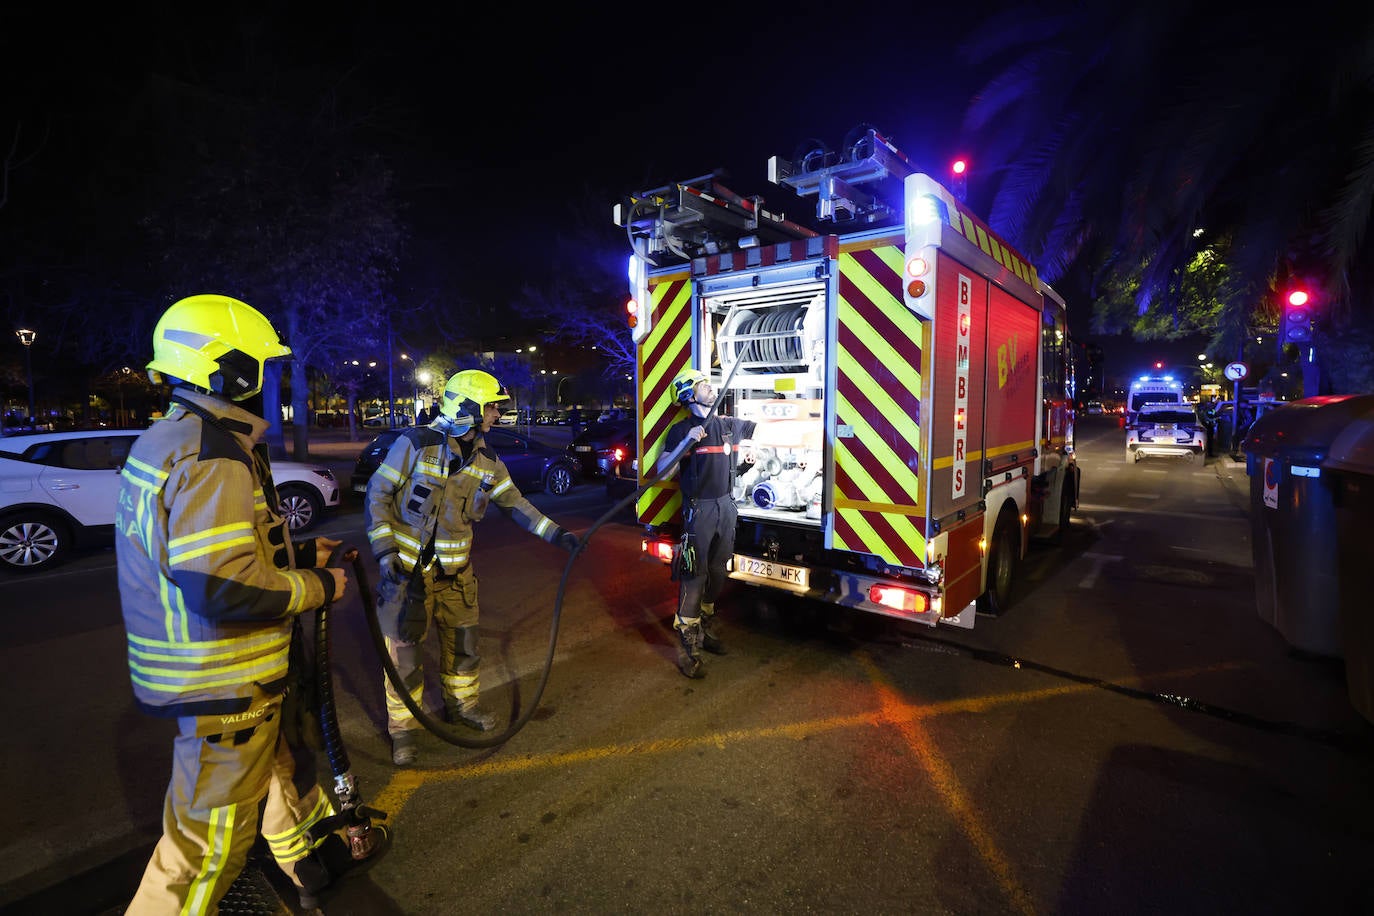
top-left (168, 522), bottom-right (256, 565)
top-left (183, 803), bottom-right (237, 916)
top-left (129, 642), bottom-right (289, 679)
top-left (169, 534), bottom-right (256, 565)
top-left (124, 454), bottom-right (169, 484)
top-left (391, 530), bottom-right (423, 552)
top-left (130, 657), bottom-right (289, 693)
top-left (375, 463), bottom-right (404, 485)
top-left (168, 522), bottom-right (253, 550)
top-left (123, 472), bottom-right (162, 495)
top-left (128, 627), bottom-right (290, 655)
top-left (263, 792), bottom-right (335, 862)
top-left (532, 517), bottom-right (553, 537)
top-left (490, 477), bottom-right (514, 497)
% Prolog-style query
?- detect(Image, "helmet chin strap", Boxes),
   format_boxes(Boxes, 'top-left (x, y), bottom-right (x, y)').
top-left (434, 413), bottom-right (474, 437)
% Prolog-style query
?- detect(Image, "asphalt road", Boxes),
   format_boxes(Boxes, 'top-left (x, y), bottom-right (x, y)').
top-left (2, 418), bottom-right (1371, 915)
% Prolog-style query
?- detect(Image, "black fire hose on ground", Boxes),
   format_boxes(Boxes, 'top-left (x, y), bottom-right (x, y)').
top-left (311, 546), bottom-right (389, 861)
top-left (353, 358), bottom-right (742, 750)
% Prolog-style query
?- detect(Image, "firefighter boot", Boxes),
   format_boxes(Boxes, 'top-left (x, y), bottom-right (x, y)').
top-left (447, 699), bottom-right (496, 732)
top-left (674, 614), bottom-right (706, 679)
top-left (700, 603), bottom-right (726, 655)
top-left (390, 730), bottom-right (418, 767)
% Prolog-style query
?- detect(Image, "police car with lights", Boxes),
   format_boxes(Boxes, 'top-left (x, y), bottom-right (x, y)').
top-left (1125, 403), bottom-right (1207, 463)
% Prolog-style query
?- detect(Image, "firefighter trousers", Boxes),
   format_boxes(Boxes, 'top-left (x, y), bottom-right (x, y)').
top-left (676, 495), bottom-right (737, 622)
top-left (126, 697), bottom-right (337, 915)
top-left (383, 563), bottom-right (484, 736)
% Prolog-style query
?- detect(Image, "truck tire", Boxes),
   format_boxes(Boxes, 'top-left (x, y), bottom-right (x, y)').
top-left (976, 509), bottom-right (1019, 617)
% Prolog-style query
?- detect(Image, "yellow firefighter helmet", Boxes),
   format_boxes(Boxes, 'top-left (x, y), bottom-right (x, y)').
top-left (146, 294), bottom-right (291, 401)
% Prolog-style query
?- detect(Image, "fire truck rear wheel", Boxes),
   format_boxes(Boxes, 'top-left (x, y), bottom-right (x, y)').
top-left (977, 510), bottom-right (1019, 617)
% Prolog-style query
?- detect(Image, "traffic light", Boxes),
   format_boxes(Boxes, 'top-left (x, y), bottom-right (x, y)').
top-left (950, 157), bottom-right (968, 201)
top-left (1280, 287), bottom-right (1312, 344)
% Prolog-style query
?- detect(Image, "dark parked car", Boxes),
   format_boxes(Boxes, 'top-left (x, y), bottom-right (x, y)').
top-left (350, 427), bottom-right (580, 497)
top-left (566, 418), bottom-right (635, 478)
top-left (606, 440), bottom-right (639, 500)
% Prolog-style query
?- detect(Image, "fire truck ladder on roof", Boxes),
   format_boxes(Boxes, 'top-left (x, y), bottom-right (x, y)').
top-left (768, 126), bottom-right (916, 225)
top-left (614, 173), bottom-right (816, 266)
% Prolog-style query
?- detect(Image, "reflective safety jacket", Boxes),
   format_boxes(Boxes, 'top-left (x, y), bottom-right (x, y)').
top-left (365, 425), bottom-right (565, 574)
top-left (115, 389), bottom-right (335, 717)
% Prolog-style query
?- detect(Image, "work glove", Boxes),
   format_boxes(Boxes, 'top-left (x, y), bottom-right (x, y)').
top-left (377, 551), bottom-right (406, 582)
top-left (556, 529), bottom-right (580, 554)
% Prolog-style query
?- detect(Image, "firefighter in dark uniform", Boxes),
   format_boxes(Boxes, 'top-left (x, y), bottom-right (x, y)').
top-left (116, 294), bottom-right (360, 913)
top-left (656, 369), bottom-right (757, 678)
top-left (365, 369), bottom-right (579, 765)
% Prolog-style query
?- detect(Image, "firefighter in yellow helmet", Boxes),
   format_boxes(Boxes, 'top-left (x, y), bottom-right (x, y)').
top-left (365, 368), bottom-right (580, 765)
top-left (115, 294), bottom-right (367, 912)
top-left (656, 368), bottom-right (757, 678)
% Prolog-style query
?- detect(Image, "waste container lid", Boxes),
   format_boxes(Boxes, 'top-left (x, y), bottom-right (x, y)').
top-left (1323, 414), bottom-right (1374, 475)
top-left (1243, 394), bottom-right (1374, 461)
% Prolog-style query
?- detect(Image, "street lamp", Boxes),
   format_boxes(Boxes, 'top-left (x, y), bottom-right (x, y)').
top-left (16, 329), bottom-right (36, 425)
top-left (417, 369), bottom-right (432, 414)
top-left (556, 375), bottom-right (571, 405)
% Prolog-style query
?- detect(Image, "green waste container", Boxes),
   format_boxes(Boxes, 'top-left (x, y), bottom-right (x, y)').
top-left (1323, 414), bottom-right (1374, 724)
top-left (1243, 394), bottom-right (1374, 655)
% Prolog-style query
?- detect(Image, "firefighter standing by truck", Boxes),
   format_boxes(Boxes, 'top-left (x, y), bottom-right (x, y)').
top-left (656, 369), bottom-right (757, 678)
top-left (115, 294), bottom-right (360, 914)
top-left (366, 369), bottom-right (579, 765)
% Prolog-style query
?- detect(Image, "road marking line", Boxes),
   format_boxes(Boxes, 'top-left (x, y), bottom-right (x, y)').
top-left (1078, 552), bottom-right (1123, 588)
top-left (367, 659), bottom-right (1249, 880)
top-left (858, 654), bottom-right (1037, 916)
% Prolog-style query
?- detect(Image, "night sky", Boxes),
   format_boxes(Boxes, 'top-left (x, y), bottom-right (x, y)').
top-left (7, 4), bottom-right (1187, 382)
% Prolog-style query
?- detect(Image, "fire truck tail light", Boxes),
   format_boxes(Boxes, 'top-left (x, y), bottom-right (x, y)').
top-left (626, 298), bottom-right (639, 329)
top-left (869, 584), bottom-right (930, 614)
top-left (642, 537), bottom-right (675, 564)
top-left (905, 255), bottom-right (930, 278)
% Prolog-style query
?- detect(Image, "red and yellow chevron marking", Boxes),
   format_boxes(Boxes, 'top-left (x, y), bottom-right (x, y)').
top-left (831, 244), bottom-right (929, 569)
top-left (635, 272), bottom-right (692, 527)
top-left (947, 201), bottom-right (1038, 290)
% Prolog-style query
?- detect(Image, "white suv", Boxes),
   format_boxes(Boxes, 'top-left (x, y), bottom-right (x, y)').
top-left (1126, 405), bottom-right (1207, 463)
top-left (0, 429), bottom-right (340, 572)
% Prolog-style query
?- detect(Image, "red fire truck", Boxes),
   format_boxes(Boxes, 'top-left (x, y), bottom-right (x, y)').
top-left (613, 128), bottom-right (1078, 627)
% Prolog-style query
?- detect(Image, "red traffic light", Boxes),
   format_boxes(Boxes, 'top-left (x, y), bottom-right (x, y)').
top-left (951, 158), bottom-right (968, 175)
top-left (1286, 289), bottom-right (1309, 307)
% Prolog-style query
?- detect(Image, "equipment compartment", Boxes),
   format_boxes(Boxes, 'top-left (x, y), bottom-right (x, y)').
top-left (702, 280), bottom-right (828, 527)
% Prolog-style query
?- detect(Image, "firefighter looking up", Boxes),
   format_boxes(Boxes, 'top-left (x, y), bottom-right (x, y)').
top-left (115, 294), bottom-right (361, 913)
top-left (655, 369), bottom-right (757, 678)
top-left (365, 368), bottom-right (579, 765)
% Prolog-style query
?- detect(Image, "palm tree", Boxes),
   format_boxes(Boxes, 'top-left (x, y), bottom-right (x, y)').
top-left (959, 1), bottom-right (1374, 392)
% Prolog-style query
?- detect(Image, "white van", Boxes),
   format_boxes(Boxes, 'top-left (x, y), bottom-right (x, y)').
top-left (1126, 376), bottom-right (1183, 422)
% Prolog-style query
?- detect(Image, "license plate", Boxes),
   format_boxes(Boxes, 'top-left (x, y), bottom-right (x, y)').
top-left (733, 554), bottom-right (810, 589)
top-left (574, 445), bottom-right (591, 452)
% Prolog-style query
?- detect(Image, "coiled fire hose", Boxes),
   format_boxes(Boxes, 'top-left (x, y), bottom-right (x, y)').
top-left (311, 546), bottom-right (388, 860)
top-left (354, 358), bottom-right (743, 750)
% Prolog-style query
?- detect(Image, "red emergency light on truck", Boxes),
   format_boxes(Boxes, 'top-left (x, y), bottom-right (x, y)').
top-left (613, 128), bottom-right (1079, 627)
